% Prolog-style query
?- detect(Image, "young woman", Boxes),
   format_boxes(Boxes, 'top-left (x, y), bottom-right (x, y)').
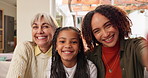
top-left (6, 13), bottom-right (58, 78)
top-left (81, 5), bottom-right (148, 78)
top-left (46, 27), bottom-right (97, 78)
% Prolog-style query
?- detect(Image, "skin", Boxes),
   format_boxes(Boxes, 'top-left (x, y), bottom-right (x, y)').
top-left (32, 17), bottom-right (55, 52)
top-left (56, 29), bottom-right (79, 68)
top-left (91, 13), bottom-right (148, 71)
top-left (141, 40), bottom-right (148, 71)
top-left (91, 13), bottom-right (119, 47)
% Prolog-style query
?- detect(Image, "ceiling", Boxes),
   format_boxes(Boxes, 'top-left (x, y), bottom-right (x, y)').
top-left (0, 0), bottom-right (16, 7)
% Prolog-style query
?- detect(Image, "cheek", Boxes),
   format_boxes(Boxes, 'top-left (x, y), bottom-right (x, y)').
top-left (32, 29), bottom-right (37, 35)
top-left (56, 44), bottom-right (62, 51)
top-left (111, 26), bottom-right (118, 32)
top-left (115, 28), bottom-right (119, 33)
top-left (32, 31), bottom-right (35, 37)
top-left (94, 34), bottom-right (101, 41)
top-left (75, 45), bottom-right (80, 51)
top-left (47, 30), bottom-right (54, 36)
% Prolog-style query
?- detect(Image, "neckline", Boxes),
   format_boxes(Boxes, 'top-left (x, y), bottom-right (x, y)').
top-left (102, 52), bottom-right (120, 73)
top-left (102, 40), bottom-right (120, 53)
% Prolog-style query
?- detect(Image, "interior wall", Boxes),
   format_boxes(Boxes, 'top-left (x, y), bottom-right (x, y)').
top-left (17, 0), bottom-right (51, 44)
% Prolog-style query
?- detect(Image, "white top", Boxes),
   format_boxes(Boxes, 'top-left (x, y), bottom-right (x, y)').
top-left (46, 57), bottom-right (97, 78)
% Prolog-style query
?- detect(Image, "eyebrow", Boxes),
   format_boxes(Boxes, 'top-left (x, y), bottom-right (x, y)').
top-left (32, 22), bottom-right (49, 25)
top-left (42, 23), bottom-right (50, 25)
top-left (103, 21), bottom-right (111, 26)
top-left (58, 37), bottom-right (78, 40)
top-left (32, 23), bottom-right (37, 25)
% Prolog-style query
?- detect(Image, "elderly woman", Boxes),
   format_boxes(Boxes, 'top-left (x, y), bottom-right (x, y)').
top-left (6, 13), bottom-right (58, 78)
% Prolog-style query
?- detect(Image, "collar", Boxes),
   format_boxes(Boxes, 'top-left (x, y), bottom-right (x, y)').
top-left (93, 39), bottom-right (125, 57)
top-left (94, 45), bottom-right (102, 57)
top-left (120, 38), bottom-right (125, 52)
top-left (35, 45), bottom-right (52, 56)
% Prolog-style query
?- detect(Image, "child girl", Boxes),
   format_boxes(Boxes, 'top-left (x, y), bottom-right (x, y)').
top-left (46, 27), bottom-right (97, 78)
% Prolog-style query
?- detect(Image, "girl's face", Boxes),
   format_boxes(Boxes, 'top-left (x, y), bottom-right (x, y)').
top-left (32, 17), bottom-right (55, 49)
top-left (91, 13), bottom-right (119, 47)
top-left (56, 29), bottom-right (79, 64)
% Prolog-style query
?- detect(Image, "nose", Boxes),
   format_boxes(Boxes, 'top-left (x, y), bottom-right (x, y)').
top-left (101, 29), bottom-right (109, 38)
top-left (64, 43), bottom-right (72, 48)
top-left (37, 27), bottom-right (44, 34)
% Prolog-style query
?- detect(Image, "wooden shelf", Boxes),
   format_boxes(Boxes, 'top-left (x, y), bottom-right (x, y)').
top-left (0, 9), bottom-right (4, 53)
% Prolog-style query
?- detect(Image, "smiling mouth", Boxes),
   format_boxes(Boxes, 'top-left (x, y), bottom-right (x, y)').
top-left (103, 34), bottom-right (114, 43)
top-left (62, 51), bottom-right (74, 54)
top-left (37, 36), bottom-right (47, 39)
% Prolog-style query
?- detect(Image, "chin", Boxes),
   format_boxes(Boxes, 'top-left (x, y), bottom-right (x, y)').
top-left (63, 59), bottom-right (71, 61)
top-left (103, 43), bottom-right (116, 47)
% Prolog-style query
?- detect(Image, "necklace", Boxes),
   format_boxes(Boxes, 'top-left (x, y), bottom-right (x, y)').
top-left (102, 52), bottom-right (120, 73)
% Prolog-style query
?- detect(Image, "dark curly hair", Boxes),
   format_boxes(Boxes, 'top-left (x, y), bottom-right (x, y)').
top-left (81, 4), bottom-right (132, 51)
top-left (50, 27), bottom-right (90, 78)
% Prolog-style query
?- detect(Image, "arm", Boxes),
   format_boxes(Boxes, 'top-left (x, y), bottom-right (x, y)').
top-left (6, 42), bottom-right (30, 78)
top-left (140, 40), bottom-right (148, 71)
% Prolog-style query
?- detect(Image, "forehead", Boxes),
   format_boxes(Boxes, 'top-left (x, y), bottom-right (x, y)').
top-left (91, 13), bottom-right (109, 28)
top-left (34, 17), bottom-right (48, 22)
top-left (92, 13), bottom-right (109, 22)
top-left (57, 29), bottom-right (78, 39)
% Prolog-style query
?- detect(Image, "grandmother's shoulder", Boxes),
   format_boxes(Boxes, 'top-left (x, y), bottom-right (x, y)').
top-left (16, 41), bottom-right (36, 47)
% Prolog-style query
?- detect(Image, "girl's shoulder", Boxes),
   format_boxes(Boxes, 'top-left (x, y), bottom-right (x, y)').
top-left (87, 59), bottom-right (96, 67)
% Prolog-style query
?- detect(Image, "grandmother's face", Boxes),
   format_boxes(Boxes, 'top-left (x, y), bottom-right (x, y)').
top-left (32, 17), bottom-right (55, 48)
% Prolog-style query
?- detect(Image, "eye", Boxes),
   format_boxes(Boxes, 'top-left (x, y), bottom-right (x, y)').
top-left (59, 40), bottom-right (65, 43)
top-left (42, 25), bottom-right (49, 29)
top-left (71, 41), bottom-right (78, 44)
top-left (105, 22), bottom-right (112, 29)
top-left (32, 26), bottom-right (38, 29)
top-left (93, 29), bottom-right (100, 34)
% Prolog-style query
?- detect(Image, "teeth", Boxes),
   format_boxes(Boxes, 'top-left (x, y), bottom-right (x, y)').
top-left (64, 51), bottom-right (71, 53)
top-left (38, 37), bottom-right (46, 39)
top-left (105, 36), bottom-right (113, 41)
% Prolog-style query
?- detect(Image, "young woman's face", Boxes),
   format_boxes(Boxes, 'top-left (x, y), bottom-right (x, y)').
top-left (32, 17), bottom-right (55, 48)
top-left (56, 29), bottom-right (79, 64)
top-left (91, 13), bottom-right (119, 47)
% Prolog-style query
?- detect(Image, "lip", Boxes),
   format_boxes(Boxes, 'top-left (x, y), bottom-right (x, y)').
top-left (62, 50), bottom-right (74, 54)
top-left (103, 34), bottom-right (114, 43)
top-left (36, 36), bottom-right (47, 40)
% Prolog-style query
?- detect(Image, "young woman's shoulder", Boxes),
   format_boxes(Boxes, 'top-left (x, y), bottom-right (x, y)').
top-left (124, 37), bottom-right (147, 46)
top-left (123, 37), bottom-right (147, 56)
top-left (125, 37), bottom-right (146, 43)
